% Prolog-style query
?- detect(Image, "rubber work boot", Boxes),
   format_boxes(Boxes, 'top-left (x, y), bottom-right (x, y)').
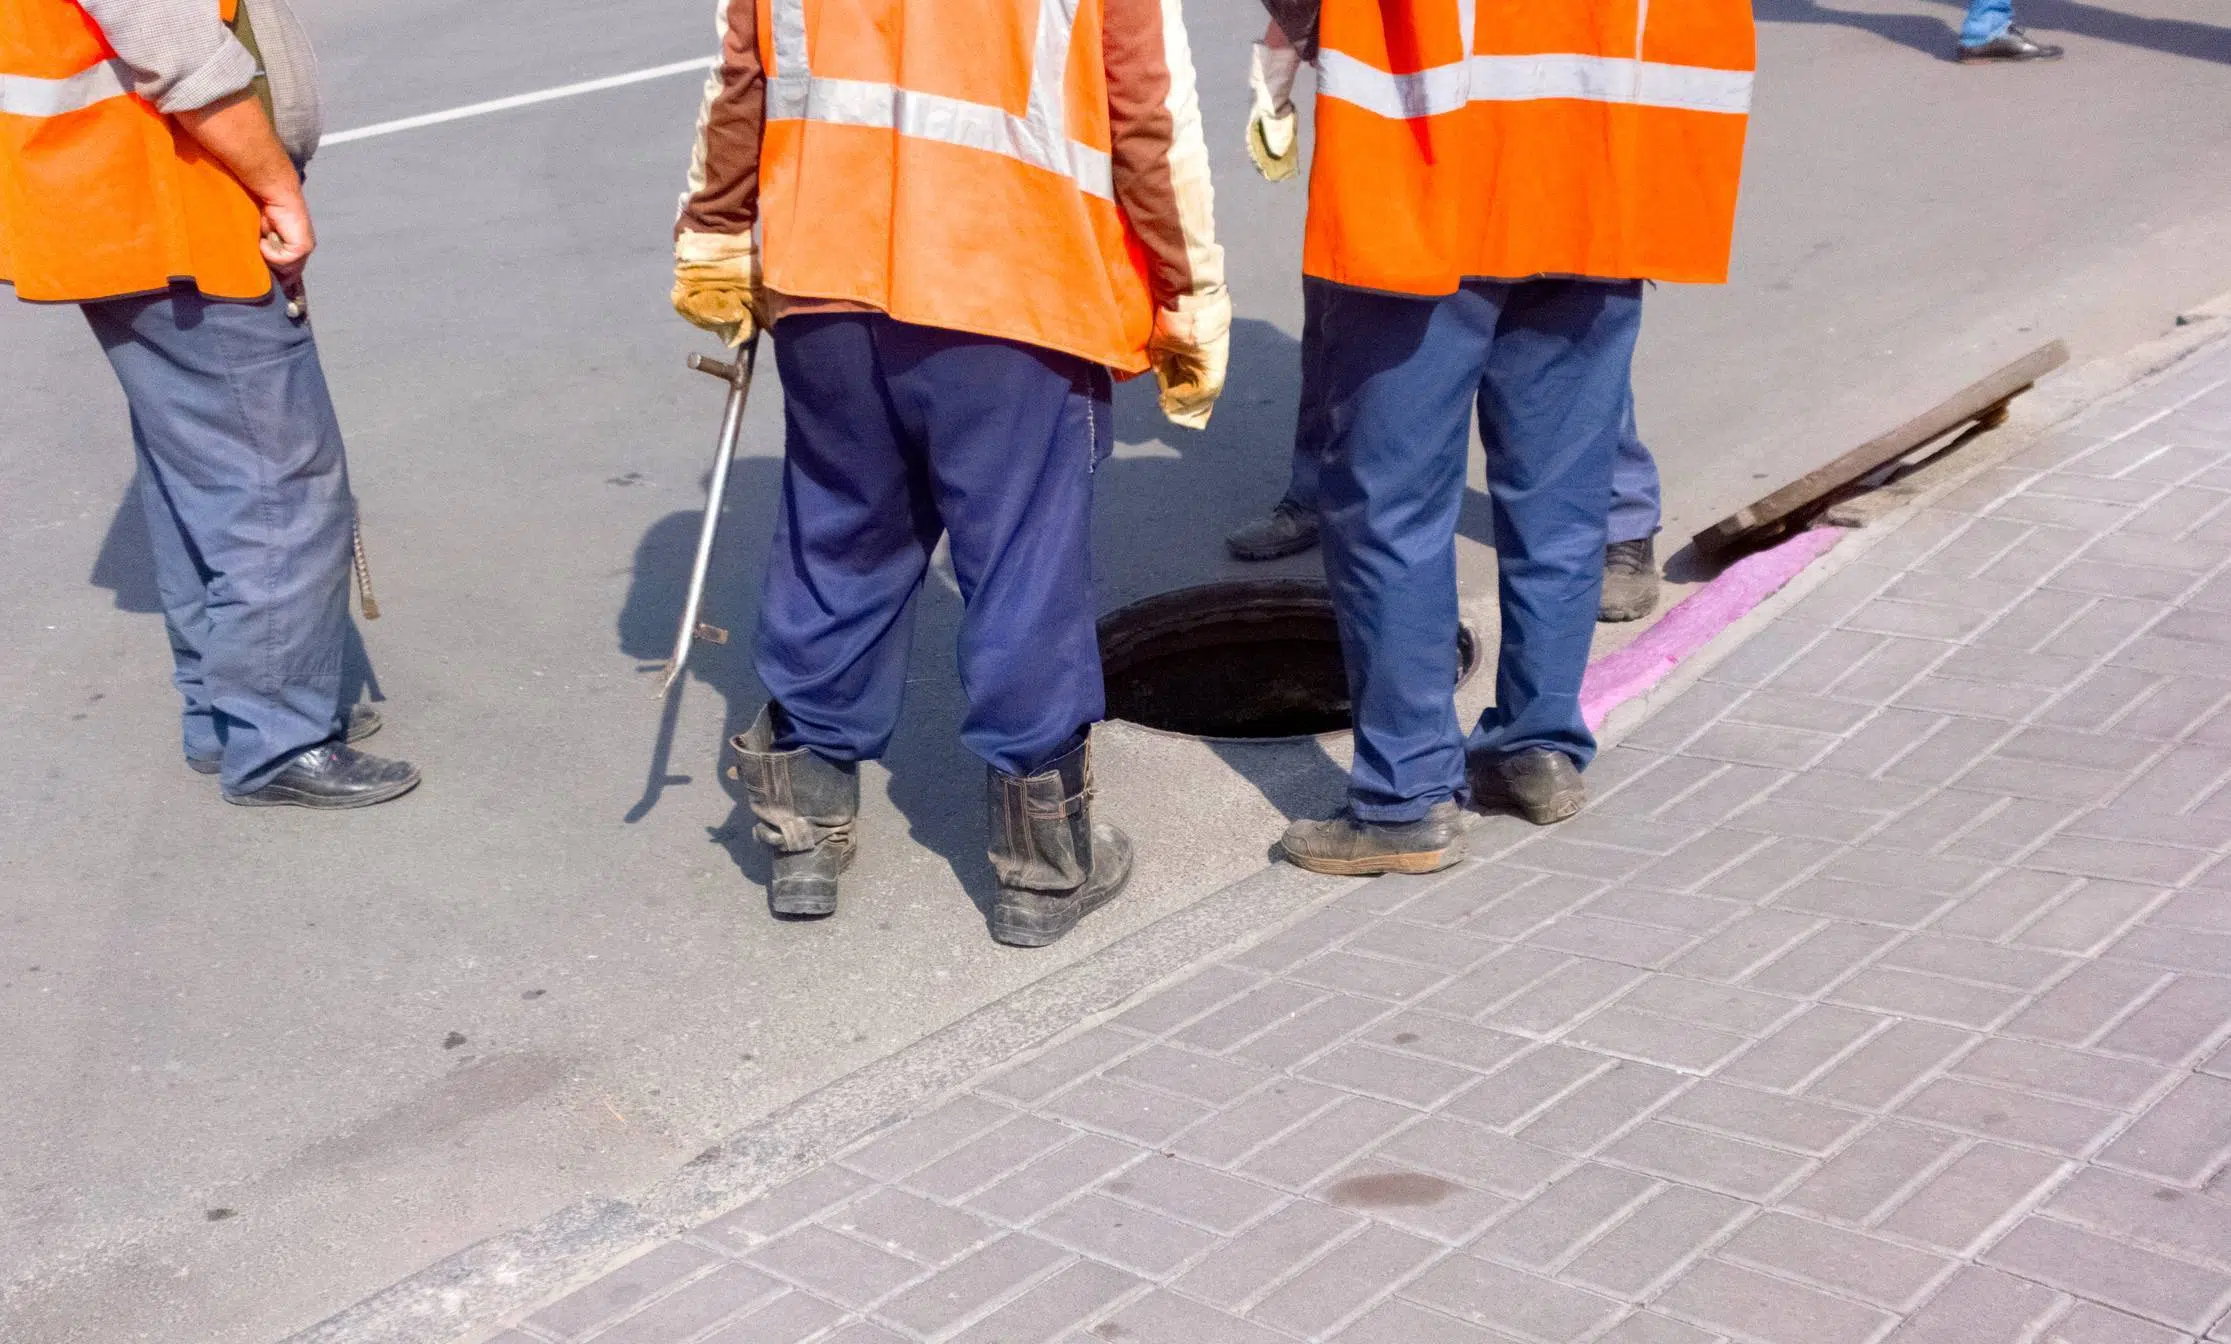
top-left (1281, 800), bottom-right (1466, 876)
top-left (987, 738), bottom-right (1133, 948)
top-left (729, 706), bottom-right (859, 917)
top-left (1473, 747), bottom-right (1587, 825)
top-left (1958, 26), bottom-right (2063, 61)
top-left (1224, 498), bottom-right (1321, 561)
top-left (188, 704), bottom-right (381, 776)
top-left (1599, 536), bottom-right (1660, 623)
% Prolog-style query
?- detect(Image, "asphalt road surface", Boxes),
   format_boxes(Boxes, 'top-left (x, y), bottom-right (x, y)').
top-left (5, 0), bottom-right (2231, 1340)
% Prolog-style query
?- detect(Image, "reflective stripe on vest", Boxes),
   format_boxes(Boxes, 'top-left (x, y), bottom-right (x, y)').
top-left (1316, 49), bottom-right (1751, 119)
top-left (0, 57), bottom-right (130, 118)
top-left (764, 0), bottom-right (1113, 199)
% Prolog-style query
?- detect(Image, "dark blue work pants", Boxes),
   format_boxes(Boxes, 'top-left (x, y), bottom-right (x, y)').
top-left (1313, 277), bottom-right (1644, 823)
top-left (757, 313), bottom-right (1110, 779)
top-left (1280, 283), bottom-right (1661, 543)
top-left (82, 285), bottom-right (355, 794)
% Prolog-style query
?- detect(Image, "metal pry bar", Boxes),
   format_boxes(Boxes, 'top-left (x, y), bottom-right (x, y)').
top-left (656, 335), bottom-right (761, 697)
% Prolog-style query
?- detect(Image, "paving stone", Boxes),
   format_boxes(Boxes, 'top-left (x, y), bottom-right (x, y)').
top-left (874, 1234), bottom-right (1070, 1336)
top-left (1806, 1019), bottom-right (1978, 1109)
top-left (694, 1292), bottom-right (849, 1344)
top-left (1934, 646), bottom-right (2094, 693)
top-left (528, 1241), bottom-right (726, 1339)
top-left (1603, 1119), bottom-right (1812, 1200)
top-left (1595, 753), bottom-right (1733, 820)
top-left (1364, 1012), bottom-right (1529, 1073)
top-left (1617, 977), bottom-right (1797, 1035)
top-left (1468, 1162), bottom-right (1658, 1270)
top-left (1746, 922), bottom-right (1904, 995)
top-left (1622, 831), bottom-right (1774, 894)
top-left (1038, 1077), bottom-right (1211, 1147)
top-left (2098, 975), bottom-right (2231, 1063)
top-left (1881, 935), bottom-right (2075, 990)
top-left (1347, 920), bottom-right (1504, 972)
top-left (745, 1225), bottom-right (923, 1310)
top-left (2031, 835), bottom-right (2216, 887)
top-left (1238, 1096), bottom-right (1418, 1188)
top-left (2121, 675), bottom-right (2231, 739)
top-left (1975, 525), bottom-right (2095, 589)
top-left (1506, 837), bottom-right (1657, 881)
top-left (1483, 959), bottom-right (1649, 1036)
top-left (2100, 1074), bottom-right (2231, 1186)
top-left (1396, 864), bottom-right (1545, 927)
top-left (1723, 797), bottom-right (1882, 843)
top-left (1595, 1312), bottom-right (1729, 1344)
top-left (1816, 708), bottom-right (1950, 777)
top-left (1174, 979), bottom-right (1328, 1054)
top-left (1564, 1007), bottom-right (1753, 1073)
top-left (2046, 1166), bottom-right (2231, 1272)
top-left (903, 1115), bottom-right (1078, 1203)
top-left (1174, 1198), bottom-right (1362, 1309)
top-left (1971, 588), bottom-right (2097, 653)
top-left (2150, 889), bottom-right (2231, 936)
top-left (704, 1165), bottom-right (877, 1250)
top-left (1781, 1120), bottom-right (1964, 1224)
top-left (1663, 1082), bottom-right (1868, 1155)
top-left (1514, 1061), bottom-right (1688, 1155)
top-left (1371, 1115), bottom-right (1568, 1198)
top-left (2008, 961), bottom-right (2176, 1046)
top-left (1526, 915), bottom-right (1702, 968)
top-left (1403, 1254), bottom-right (1625, 1342)
top-left (830, 1188), bottom-right (999, 1267)
top-left (1828, 636), bottom-right (1963, 704)
top-left (1316, 1157), bottom-right (1514, 1244)
top-left (1672, 911), bottom-right (1826, 985)
top-left (1898, 1077), bottom-right (2123, 1154)
top-left (1100, 1155), bottom-right (1284, 1235)
top-left (1553, 812), bottom-right (1699, 855)
top-left (1031, 1193), bottom-right (1216, 1278)
top-left (584, 1263), bottom-right (783, 1343)
top-left (813, 1322), bottom-right (909, 1344)
top-left (1829, 967), bottom-right (2025, 1029)
top-left (1230, 992), bottom-right (1388, 1070)
top-left (1951, 1038), bottom-right (2170, 1109)
top-left (1422, 947), bottom-right (1576, 1021)
top-left (1879, 1143), bottom-right (2068, 1253)
top-left (1304, 1043), bottom-right (1480, 1109)
top-left (1846, 596), bottom-right (1997, 640)
top-left (1720, 1210), bottom-right (1952, 1310)
top-left (1333, 1298), bottom-right (1522, 1344)
top-left (1106, 1044), bottom-right (1275, 1108)
top-left (1290, 949), bottom-right (1454, 1003)
top-left (1956, 756), bottom-right (2135, 805)
top-left (2046, 1302), bottom-right (2196, 1344)
top-left (1984, 1216), bottom-right (2231, 1334)
top-left (1108, 965), bottom-right (1262, 1039)
top-left (1561, 1185), bottom-right (1751, 1297)
top-left (1711, 836), bottom-right (1848, 903)
top-left (945, 1259), bottom-right (1142, 1344)
top-left (2018, 879), bottom-right (2169, 955)
top-left (1775, 876), bottom-right (1957, 929)
top-left (1655, 1258), bottom-right (1893, 1344)
top-left (1442, 1044), bottom-right (1609, 1131)
top-left (2108, 927), bottom-right (2231, 977)
top-left (1086, 1289), bottom-right (1296, 1344)
top-left (1934, 869), bottom-right (2082, 942)
top-left (1656, 765), bottom-right (1800, 829)
top-left (968, 1134), bottom-right (1147, 1223)
top-left (1719, 1005), bottom-right (1885, 1092)
top-left (1880, 1265), bottom-right (2063, 1344)
top-left (1467, 875), bottom-right (1611, 939)
top-left (1166, 1080), bottom-right (1342, 1170)
top-left (1248, 1222), bottom-right (1442, 1337)
top-left (1231, 907), bottom-right (1376, 976)
top-left (846, 1096), bottom-right (1018, 1182)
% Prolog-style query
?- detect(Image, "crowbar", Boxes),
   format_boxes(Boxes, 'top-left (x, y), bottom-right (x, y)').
top-left (655, 335), bottom-right (760, 697)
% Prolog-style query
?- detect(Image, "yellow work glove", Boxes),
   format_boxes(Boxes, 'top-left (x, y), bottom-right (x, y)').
top-left (1148, 289), bottom-right (1231, 431)
top-left (672, 229), bottom-right (764, 347)
top-left (1246, 40), bottom-right (1302, 182)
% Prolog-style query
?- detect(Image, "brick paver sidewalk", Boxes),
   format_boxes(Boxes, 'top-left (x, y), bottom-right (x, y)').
top-left (493, 342), bottom-right (2231, 1344)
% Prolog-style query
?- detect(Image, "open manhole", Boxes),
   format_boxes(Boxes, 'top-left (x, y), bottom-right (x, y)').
top-left (1099, 579), bottom-right (1479, 741)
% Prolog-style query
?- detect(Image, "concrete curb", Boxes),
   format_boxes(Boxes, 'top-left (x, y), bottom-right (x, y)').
top-left (286, 298), bottom-right (2231, 1344)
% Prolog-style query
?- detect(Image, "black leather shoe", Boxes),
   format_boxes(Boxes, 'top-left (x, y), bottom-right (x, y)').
top-left (1958, 26), bottom-right (2063, 61)
top-left (1225, 498), bottom-right (1321, 561)
top-left (189, 704), bottom-right (381, 776)
top-left (223, 742), bottom-right (420, 809)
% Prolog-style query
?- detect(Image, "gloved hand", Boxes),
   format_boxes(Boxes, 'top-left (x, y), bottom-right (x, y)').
top-left (1148, 288), bottom-right (1231, 430)
top-left (672, 229), bottom-right (764, 346)
top-left (1246, 40), bottom-right (1302, 182)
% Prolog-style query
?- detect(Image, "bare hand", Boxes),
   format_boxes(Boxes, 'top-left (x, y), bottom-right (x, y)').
top-left (260, 194), bottom-right (315, 285)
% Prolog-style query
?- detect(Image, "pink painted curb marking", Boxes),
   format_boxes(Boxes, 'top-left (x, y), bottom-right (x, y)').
top-left (1579, 526), bottom-right (1846, 731)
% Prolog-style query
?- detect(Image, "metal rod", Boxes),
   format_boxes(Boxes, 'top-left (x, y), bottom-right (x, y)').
top-left (658, 334), bottom-right (759, 697)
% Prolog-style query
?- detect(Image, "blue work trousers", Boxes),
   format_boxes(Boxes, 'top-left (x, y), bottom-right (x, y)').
top-left (1314, 276), bottom-right (1644, 823)
top-left (1280, 283), bottom-right (1660, 544)
top-left (757, 313), bottom-right (1111, 779)
top-left (82, 284), bottom-right (355, 794)
top-left (1962, 0), bottom-right (2014, 44)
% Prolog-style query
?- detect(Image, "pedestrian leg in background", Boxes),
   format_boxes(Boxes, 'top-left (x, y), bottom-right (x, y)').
top-left (1601, 391), bottom-right (1665, 621)
top-left (82, 285), bottom-right (418, 809)
top-left (1469, 279), bottom-right (1642, 823)
top-left (1957, 0), bottom-right (2062, 60)
top-left (1281, 278), bottom-right (1483, 874)
top-left (749, 312), bottom-right (1130, 944)
top-left (1225, 280), bottom-right (1326, 560)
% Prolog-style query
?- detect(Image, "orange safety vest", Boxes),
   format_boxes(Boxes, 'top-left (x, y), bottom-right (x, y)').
top-left (755, 0), bottom-right (1157, 373)
top-left (0, 0), bottom-right (269, 303)
top-left (1305, 0), bottom-right (1754, 296)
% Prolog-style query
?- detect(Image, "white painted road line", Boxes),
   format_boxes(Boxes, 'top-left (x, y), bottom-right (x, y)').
top-left (323, 56), bottom-right (713, 147)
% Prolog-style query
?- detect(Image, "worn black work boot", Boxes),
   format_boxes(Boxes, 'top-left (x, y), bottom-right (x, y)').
top-left (1280, 800), bottom-right (1466, 876)
top-left (223, 742), bottom-right (420, 809)
top-left (1958, 25), bottom-right (2063, 61)
top-left (987, 738), bottom-right (1133, 948)
top-left (188, 704), bottom-right (381, 776)
top-left (1600, 536), bottom-right (1660, 623)
top-left (729, 706), bottom-right (859, 917)
top-left (1472, 747), bottom-right (1587, 825)
top-left (1224, 498), bottom-right (1322, 561)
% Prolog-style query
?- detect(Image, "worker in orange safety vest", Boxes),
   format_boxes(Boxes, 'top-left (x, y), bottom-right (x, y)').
top-left (1, 0), bottom-right (418, 807)
top-left (670, 0), bottom-right (1229, 945)
top-left (1270, 0), bottom-right (1753, 873)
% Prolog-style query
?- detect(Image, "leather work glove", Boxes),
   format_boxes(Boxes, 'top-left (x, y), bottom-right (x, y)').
top-left (1246, 39), bottom-right (1303, 182)
top-left (1148, 288), bottom-right (1231, 431)
top-left (672, 229), bottom-right (764, 347)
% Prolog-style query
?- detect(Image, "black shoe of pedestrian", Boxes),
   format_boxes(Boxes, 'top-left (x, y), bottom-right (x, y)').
top-left (987, 738), bottom-right (1133, 948)
top-left (223, 742), bottom-right (421, 809)
top-left (730, 706), bottom-right (859, 918)
top-left (1600, 536), bottom-right (1660, 623)
top-left (187, 704), bottom-right (381, 776)
top-left (1225, 498), bottom-right (1321, 561)
top-left (1958, 26), bottom-right (2063, 61)
top-left (1280, 800), bottom-right (1465, 876)
top-left (1472, 747), bottom-right (1587, 825)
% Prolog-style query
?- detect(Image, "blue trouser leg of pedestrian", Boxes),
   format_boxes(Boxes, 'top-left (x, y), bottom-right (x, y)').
top-left (1607, 387), bottom-right (1663, 545)
top-left (1282, 278), bottom-right (1327, 514)
top-left (83, 285), bottom-right (354, 794)
top-left (1962, 0), bottom-right (2014, 44)
top-left (757, 313), bottom-right (1107, 778)
top-left (1312, 277), bottom-right (1491, 823)
top-left (1467, 279), bottom-right (1643, 772)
